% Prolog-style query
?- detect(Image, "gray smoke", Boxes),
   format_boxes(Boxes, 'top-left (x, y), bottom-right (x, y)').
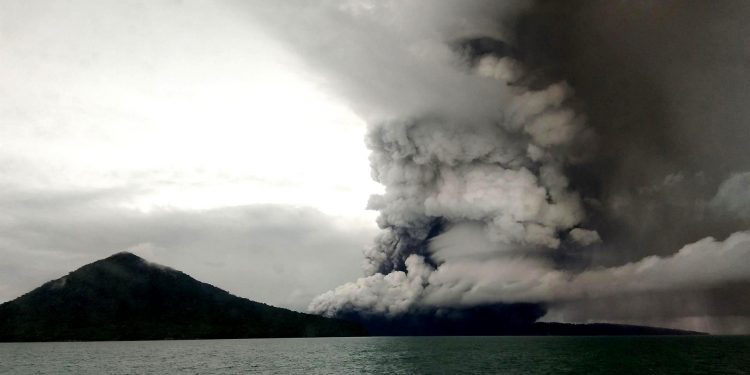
top-left (361, 74), bottom-right (597, 274)
top-left (245, 0), bottom-right (750, 333)
top-left (514, 0), bottom-right (750, 264)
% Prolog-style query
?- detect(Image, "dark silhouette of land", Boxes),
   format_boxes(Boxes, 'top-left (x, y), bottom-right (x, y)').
top-left (339, 306), bottom-right (705, 336)
top-left (0, 252), bottom-right (365, 341)
top-left (0, 252), bottom-right (703, 342)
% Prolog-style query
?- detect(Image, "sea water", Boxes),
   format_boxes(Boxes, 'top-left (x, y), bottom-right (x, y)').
top-left (1, 336), bottom-right (748, 374)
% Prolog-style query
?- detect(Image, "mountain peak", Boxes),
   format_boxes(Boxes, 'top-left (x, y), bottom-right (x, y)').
top-left (76, 251), bottom-right (178, 278)
top-left (105, 251), bottom-right (143, 262)
top-left (95, 251), bottom-right (147, 268)
top-left (0, 253), bottom-right (366, 341)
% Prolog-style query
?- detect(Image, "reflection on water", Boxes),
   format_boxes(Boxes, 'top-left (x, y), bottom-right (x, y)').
top-left (1, 336), bottom-right (749, 374)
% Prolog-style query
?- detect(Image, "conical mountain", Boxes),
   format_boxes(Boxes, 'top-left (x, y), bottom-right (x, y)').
top-left (0, 252), bottom-right (366, 341)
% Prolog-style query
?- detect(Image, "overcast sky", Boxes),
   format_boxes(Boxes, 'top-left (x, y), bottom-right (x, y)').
top-left (0, 0), bottom-right (381, 311)
top-left (4, 0), bottom-right (750, 334)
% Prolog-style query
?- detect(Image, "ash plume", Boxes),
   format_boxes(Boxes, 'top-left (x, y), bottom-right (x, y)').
top-left (247, 0), bottom-right (750, 333)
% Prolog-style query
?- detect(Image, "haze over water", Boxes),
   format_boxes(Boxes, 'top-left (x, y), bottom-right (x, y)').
top-left (2, 336), bottom-right (749, 374)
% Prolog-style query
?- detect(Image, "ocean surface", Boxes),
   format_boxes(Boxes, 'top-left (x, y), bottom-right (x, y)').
top-left (1, 336), bottom-right (749, 374)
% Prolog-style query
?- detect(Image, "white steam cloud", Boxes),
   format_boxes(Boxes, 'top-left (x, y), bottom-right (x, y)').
top-left (312, 231), bottom-right (750, 319)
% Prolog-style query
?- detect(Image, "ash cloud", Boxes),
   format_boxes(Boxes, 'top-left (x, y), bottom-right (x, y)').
top-left (516, 0), bottom-right (750, 264)
top-left (246, 0), bottom-right (750, 333)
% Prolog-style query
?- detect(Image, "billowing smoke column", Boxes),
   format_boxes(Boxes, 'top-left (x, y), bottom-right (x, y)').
top-left (308, 14), bottom-right (600, 317)
top-left (362, 62), bottom-right (598, 275)
top-left (250, 0), bottom-right (750, 333)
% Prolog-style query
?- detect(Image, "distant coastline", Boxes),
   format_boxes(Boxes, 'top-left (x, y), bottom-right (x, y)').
top-left (0, 253), bottom-right (703, 342)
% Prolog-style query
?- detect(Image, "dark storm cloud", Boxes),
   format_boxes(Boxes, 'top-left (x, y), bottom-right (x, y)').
top-left (514, 0), bottom-right (750, 264)
top-left (0, 187), bottom-right (374, 311)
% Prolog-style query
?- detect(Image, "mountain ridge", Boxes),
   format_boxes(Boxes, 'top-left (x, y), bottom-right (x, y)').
top-left (0, 252), bottom-right (705, 342)
top-left (0, 252), bottom-right (366, 342)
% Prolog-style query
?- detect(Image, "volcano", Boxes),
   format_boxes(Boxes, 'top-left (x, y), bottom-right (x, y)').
top-left (0, 252), bottom-right (366, 342)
